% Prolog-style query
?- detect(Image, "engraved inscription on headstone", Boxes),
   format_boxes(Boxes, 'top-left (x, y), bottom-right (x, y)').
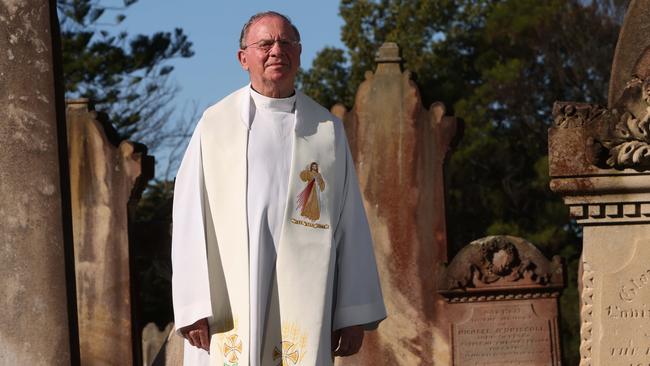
top-left (440, 236), bottom-right (563, 366)
top-left (453, 303), bottom-right (551, 365)
top-left (598, 239), bottom-right (650, 365)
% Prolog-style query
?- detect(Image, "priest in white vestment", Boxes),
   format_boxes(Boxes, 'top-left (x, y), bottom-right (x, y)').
top-left (171, 11), bottom-right (386, 366)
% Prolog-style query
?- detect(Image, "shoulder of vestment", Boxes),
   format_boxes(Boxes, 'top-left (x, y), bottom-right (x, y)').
top-left (296, 90), bottom-right (342, 123)
top-left (199, 86), bottom-right (248, 127)
top-left (295, 89), bottom-right (347, 142)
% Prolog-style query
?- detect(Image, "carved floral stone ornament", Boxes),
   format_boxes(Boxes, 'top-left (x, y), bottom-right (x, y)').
top-left (480, 238), bottom-right (521, 278)
top-left (553, 75), bottom-right (650, 170)
top-left (440, 236), bottom-right (564, 299)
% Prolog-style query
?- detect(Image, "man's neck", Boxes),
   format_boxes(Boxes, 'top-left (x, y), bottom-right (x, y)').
top-left (250, 83), bottom-right (295, 98)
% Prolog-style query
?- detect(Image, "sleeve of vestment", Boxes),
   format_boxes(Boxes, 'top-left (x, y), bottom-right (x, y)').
top-left (171, 119), bottom-right (213, 333)
top-left (332, 141), bottom-right (387, 331)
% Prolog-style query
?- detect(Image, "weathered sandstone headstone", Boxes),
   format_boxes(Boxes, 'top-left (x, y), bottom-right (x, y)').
top-left (67, 99), bottom-right (153, 365)
top-left (0, 1), bottom-right (77, 364)
top-left (151, 326), bottom-right (184, 366)
top-left (142, 322), bottom-right (174, 366)
top-left (439, 236), bottom-right (564, 366)
top-left (333, 42), bottom-right (459, 365)
top-left (549, 2), bottom-right (650, 364)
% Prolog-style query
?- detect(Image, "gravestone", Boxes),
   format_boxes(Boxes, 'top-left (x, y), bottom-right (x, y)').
top-left (151, 327), bottom-right (185, 366)
top-left (0, 1), bottom-right (77, 364)
top-left (142, 322), bottom-right (174, 366)
top-left (548, 1), bottom-right (650, 364)
top-left (439, 236), bottom-right (564, 366)
top-left (67, 99), bottom-right (153, 365)
top-left (332, 42), bottom-right (459, 365)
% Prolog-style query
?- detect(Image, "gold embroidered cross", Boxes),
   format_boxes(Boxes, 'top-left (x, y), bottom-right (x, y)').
top-left (223, 334), bottom-right (243, 364)
top-left (272, 341), bottom-right (300, 365)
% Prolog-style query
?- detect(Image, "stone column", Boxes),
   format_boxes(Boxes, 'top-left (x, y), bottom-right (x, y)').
top-left (0, 1), bottom-right (77, 365)
top-left (333, 42), bottom-right (459, 365)
top-left (549, 3), bottom-right (650, 365)
top-left (66, 99), bottom-right (153, 365)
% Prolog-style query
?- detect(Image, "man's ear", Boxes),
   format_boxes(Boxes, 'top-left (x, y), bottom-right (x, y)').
top-left (237, 49), bottom-right (249, 71)
top-left (297, 44), bottom-right (302, 68)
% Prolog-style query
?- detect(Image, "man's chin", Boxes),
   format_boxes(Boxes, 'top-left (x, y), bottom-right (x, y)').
top-left (264, 73), bottom-right (294, 84)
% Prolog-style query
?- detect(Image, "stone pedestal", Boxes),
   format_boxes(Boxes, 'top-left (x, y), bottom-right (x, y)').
top-left (0, 1), bottom-right (76, 364)
top-left (549, 151), bottom-right (650, 365)
top-left (333, 42), bottom-right (459, 365)
top-left (66, 99), bottom-right (153, 365)
top-left (550, 2), bottom-right (650, 364)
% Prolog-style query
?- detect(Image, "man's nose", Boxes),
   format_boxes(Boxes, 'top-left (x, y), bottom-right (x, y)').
top-left (268, 41), bottom-right (285, 56)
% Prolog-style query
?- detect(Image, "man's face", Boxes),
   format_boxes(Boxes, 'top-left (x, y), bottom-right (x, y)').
top-left (237, 15), bottom-right (301, 98)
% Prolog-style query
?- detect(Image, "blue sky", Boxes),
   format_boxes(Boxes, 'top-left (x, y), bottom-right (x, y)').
top-left (119, 1), bottom-right (345, 114)
top-left (102, 1), bottom-right (347, 177)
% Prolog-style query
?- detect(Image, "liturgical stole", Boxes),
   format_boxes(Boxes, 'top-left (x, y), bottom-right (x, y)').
top-left (200, 87), bottom-right (348, 365)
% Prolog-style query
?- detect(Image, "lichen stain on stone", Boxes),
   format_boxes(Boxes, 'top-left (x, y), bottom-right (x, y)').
top-left (4, 3), bottom-right (48, 54)
top-left (361, 203), bottom-right (422, 366)
top-left (26, 26), bottom-right (47, 55)
top-left (1, 0), bottom-right (21, 17)
top-left (32, 296), bottom-right (48, 313)
top-left (5, 194), bottom-right (29, 229)
top-left (36, 91), bottom-right (49, 104)
top-left (40, 181), bottom-right (56, 196)
top-left (34, 60), bottom-right (49, 73)
top-left (4, 273), bottom-right (27, 315)
top-left (0, 314), bottom-right (24, 365)
top-left (7, 102), bottom-right (49, 149)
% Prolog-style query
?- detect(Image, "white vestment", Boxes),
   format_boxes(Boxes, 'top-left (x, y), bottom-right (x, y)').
top-left (246, 89), bottom-right (295, 364)
top-left (172, 86), bottom-right (386, 366)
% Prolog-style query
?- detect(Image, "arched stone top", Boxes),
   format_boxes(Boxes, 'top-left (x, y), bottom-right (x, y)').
top-left (609, 0), bottom-right (650, 107)
top-left (441, 235), bottom-right (564, 295)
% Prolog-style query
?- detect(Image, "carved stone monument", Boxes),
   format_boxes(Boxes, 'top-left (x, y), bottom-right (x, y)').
top-left (333, 42), bottom-right (459, 365)
top-left (439, 236), bottom-right (564, 366)
top-left (67, 99), bottom-right (153, 365)
top-left (142, 322), bottom-right (174, 366)
top-left (151, 327), bottom-right (185, 366)
top-left (0, 1), bottom-right (77, 364)
top-left (549, 1), bottom-right (650, 364)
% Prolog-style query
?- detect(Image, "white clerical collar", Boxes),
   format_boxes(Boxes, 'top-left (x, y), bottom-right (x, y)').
top-left (250, 86), bottom-right (296, 114)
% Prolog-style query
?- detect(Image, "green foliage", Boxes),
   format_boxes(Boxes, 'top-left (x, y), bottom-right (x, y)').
top-left (57, 0), bottom-right (194, 146)
top-left (297, 47), bottom-right (352, 108)
top-left (300, 1), bottom-right (623, 363)
top-left (135, 179), bottom-right (174, 222)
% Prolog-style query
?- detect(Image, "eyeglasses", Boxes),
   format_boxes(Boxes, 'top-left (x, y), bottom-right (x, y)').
top-left (242, 38), bottom-right (300, 52)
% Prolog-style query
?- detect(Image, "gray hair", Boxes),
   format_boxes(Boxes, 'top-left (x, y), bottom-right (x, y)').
top-left (239, 11), bottom-right (301, 49)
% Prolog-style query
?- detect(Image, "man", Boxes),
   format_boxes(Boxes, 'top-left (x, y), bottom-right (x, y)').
top-left (171, 11), bottom-right (386, 366)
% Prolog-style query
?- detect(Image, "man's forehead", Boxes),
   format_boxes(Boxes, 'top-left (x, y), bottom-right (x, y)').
top-left (247, 15), bottom-right (295, 38)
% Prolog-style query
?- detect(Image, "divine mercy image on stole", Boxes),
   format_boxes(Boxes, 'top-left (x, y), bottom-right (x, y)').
top-left (297, 162), bottom-right (325, 221)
